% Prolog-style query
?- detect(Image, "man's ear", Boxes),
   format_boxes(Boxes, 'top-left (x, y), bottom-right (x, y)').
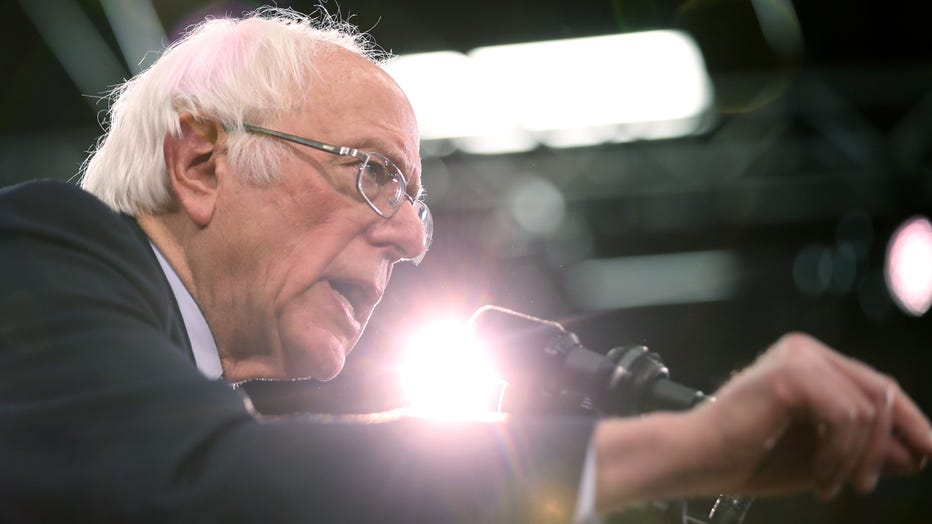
top-left (163, 112), bottom-right (224, 227)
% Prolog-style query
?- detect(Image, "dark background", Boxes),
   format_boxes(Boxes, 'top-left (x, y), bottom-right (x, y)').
top-left (2, 1), bottom-right (931, 522)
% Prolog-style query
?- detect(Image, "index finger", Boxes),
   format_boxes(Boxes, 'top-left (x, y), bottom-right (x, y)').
top-left (825, 351), bottom-right (932, 458)
top-left (892, 389), bottom-right (932, 458)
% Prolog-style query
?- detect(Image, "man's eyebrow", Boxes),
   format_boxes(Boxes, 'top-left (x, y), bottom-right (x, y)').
top-left (354, 138), bottom-right (397, 161)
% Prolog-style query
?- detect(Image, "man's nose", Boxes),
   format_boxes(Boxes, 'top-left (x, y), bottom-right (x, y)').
top-left (366, 200), bottom-right (428, 263)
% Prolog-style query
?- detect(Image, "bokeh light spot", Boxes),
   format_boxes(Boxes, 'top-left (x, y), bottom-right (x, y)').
top-left (885, 216), bottom-right (932, 316)
top-left (829, 243), bottom-right (858, 294)
top-left (510, 177), bottom-right (566, 236)
top-left (793, 243), bottom-right (831, 297)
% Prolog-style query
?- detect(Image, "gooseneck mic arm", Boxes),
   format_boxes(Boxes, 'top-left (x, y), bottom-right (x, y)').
top-left (468, 305), bottom-right (707, 416)
top-left (468, 305), bottom-right (753, 524)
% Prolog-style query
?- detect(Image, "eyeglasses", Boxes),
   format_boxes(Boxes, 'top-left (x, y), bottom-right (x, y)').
top-left (243, 124), bottom-right (433, 265)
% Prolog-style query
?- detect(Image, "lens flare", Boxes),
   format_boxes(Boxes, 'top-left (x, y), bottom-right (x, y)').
top-left (399, 318), bottom-right (504, 418)
top-left (885, 216), bottom-right (932, 317)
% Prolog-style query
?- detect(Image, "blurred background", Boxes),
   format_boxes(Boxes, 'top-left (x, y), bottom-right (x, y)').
top-left (2, 0), bottom-right (931, 522)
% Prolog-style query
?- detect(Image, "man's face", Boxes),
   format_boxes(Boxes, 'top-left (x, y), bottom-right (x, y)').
top-left (198, 50), bottom-right (425, 382)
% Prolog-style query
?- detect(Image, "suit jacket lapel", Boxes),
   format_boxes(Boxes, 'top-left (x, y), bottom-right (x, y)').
top-left (120, 214), bottom-right (195, 364)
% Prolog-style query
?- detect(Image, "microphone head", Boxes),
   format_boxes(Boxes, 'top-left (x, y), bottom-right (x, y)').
top-left (468, 305), bottom-right (566, 342)
top-left (468, 305), bottom-right (580, 388)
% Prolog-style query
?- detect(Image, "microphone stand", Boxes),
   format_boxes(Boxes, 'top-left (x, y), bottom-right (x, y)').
top-left (470, 306), bottom-right (754, 524)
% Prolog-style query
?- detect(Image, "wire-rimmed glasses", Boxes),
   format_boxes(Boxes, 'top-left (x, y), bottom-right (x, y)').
top-left (243, 124), bottom-right (433, 264)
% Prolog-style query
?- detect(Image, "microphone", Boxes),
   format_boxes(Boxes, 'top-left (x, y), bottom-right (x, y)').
top-left (468, 305), bottom-right (707, 416)
top-left (469, 305), bottom-right (753, 524)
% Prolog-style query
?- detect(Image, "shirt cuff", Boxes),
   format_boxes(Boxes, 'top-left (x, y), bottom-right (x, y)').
top-left (573, 439), bottom-right (602, 524)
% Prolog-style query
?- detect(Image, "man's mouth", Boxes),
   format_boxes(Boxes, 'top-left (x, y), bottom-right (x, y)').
top-left (329, 279), bottom-right (377, 321)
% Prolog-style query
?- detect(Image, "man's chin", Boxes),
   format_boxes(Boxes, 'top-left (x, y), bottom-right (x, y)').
top-left (285, 337), bottom-right (349, 382)
top-left (277, 302), bottom-right (358, 381)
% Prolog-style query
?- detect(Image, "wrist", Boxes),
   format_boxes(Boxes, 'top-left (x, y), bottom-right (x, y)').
top-left (593, 410), bottom-right (717, 514)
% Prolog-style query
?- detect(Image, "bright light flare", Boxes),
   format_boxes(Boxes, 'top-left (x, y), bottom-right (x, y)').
top-left (469, 31), bottom-right (711, 131)
top-left (383, 30), bottom-right (713, 155)
top-left (885, 216), bottom-right (932, 316)
top-left (399, 319), bottom-right (505, 418)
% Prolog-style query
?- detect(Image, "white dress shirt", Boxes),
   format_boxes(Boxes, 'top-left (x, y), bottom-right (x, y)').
top-left (150, 242), bottom-right (223, 380)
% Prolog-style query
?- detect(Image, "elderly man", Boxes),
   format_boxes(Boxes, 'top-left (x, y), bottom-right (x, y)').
top-left (0, 7), bottom-right (930, 523)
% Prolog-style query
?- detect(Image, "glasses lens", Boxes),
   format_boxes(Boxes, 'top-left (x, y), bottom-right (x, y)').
top-left (415, 201), bottom-right (433, 251)
top-left (358, 154), bottom-right (404, 217)
top-left (405, 200), bottom-right (434, 266)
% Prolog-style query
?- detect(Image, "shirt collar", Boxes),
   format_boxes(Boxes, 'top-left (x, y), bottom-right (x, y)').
top-left (149, 242), bottom-right (224, 380)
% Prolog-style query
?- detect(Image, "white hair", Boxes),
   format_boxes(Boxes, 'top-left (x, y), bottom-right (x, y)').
top-left (80, 6), bottom-right (385, 215)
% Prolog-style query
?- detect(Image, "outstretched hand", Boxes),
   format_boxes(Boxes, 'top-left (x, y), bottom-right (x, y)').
top-left (694, 332), bottom-right (931, 499)
top-left (594, 332), bottom-right (932, 514)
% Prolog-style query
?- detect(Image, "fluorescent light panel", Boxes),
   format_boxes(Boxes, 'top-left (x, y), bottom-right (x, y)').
top-left (563, 251), bottom-right (739, 310)
top-left (383, 31), bottom-right (714, 154)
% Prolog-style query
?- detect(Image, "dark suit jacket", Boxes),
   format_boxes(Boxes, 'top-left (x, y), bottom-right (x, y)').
top-left (0, 181), bottom-right (594, 523)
